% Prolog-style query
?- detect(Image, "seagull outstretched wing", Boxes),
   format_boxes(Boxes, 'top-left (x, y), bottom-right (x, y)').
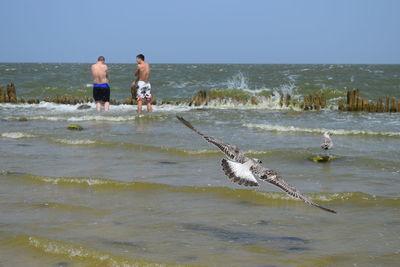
top-left (251, 164), bottom-right (336, 213)
top-left (177, 116), bottom-right (241, 160)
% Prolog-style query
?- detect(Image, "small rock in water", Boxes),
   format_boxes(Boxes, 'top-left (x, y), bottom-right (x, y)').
top-left (312, 155), bottom-right (334, 163)
top-left (77, 104), bottom-right (91, 110)
top-left (67, 124), bottom-right (83, 131)
top-left (158, 161), bottom-right (177, 165)
top-left (18, 117), bottom-right (28, 121)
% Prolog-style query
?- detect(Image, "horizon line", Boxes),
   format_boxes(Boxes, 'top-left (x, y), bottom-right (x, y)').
top-left (1, 61), bottom-right (399, 65)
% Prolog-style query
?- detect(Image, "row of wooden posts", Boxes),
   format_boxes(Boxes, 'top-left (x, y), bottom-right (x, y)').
top-left (0, 83), bottom-right (398, 112)
top-left (338, 89), bottom-right (399, 112)
top-left (0, 83), bottom-right (17, 103)
top-left (0, 83), bottom-right (155, 105)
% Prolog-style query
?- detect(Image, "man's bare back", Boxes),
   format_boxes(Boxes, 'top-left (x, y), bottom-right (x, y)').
top-left (91, 56), bottom-right (110, 112)
top-left (135, 61), bottom-right (150, 82)
top-left (91, 60), bottom-right (109, 84)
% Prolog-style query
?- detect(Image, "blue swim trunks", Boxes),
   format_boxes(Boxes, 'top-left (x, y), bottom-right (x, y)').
top-left (93, 83), bottom-right (110, 102)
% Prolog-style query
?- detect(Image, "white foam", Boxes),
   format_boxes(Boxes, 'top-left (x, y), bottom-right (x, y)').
top-left (1, 132), bottom-right (36, 139)
top-left (53, 138), bottom-right (96, 145)
top-left (31, 115), bottom-right (138, 122)
top-left (244, 123), bottom-right (400, 136)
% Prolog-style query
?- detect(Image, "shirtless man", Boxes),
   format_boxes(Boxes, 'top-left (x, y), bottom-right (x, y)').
top-left (132, 54), bottom-right (152, 113)
top-left (91, 56), bottom-right (110, 112)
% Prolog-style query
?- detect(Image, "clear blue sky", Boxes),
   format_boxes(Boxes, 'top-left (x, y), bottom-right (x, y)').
top-left (0, 0), bottom-right (399, 64)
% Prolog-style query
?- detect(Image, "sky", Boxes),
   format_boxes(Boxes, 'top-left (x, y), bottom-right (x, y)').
top-left (0, 0), bottom-right (399, 64)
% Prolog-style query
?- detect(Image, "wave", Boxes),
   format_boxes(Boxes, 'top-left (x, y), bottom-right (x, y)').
top-left (7, 173), bottom-right (398, 206)
top-left (0, 130), bottom-right (274, 156)
top-left (51, 138), bottom-right (97, 145)
top-left (1, 132), bottom-right (36, 139)
top-left (4, 235), bottom-right (182, 267)
top-left (244, 123), bottom-right (400, 137)
top-left (50, 138), bottom-right (274, 156)
top-left (0, 100), bottom-right (298, 115)
top-left (30, 113), bottom-right (171, 122)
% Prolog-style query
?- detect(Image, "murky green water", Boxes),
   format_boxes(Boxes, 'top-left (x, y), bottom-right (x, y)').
top-left (0, 64), bottom-right (399, 266)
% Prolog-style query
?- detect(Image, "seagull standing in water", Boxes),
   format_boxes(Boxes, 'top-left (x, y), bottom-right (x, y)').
top-left (177, 116), bottom-right (336, 214)
top-left (321, 131), bottom-right (333, 151)
top-left (321, 132), bottom-right (333, 159)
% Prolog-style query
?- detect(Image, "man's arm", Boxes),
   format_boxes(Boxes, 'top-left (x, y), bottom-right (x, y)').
top-left (135, 65), bottom-right (140, 77)
top-left (91, 65), bottom-right (96, 82)
top-left (134, 65), bottom-right (140, 82)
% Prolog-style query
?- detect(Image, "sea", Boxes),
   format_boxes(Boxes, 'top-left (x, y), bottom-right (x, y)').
top-left (0, 63), bottom-right (399, 267)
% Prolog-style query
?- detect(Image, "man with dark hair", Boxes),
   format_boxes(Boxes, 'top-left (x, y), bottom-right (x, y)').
top-left (91, 56), bottom-right (110, 112)
top-left (137, 54), bottom-right (145, 61)
top-left (131, 54), bottom-right (152, 113)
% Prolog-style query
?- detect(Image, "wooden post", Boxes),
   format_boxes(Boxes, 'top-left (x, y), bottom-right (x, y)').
top-left (320, 95), bottom-right (327, 108)
top-left (385, 96), bottom-right (390, 112)
top-left (356, 97), bottom-right (362, 111)
top-left (303, 96), bottom-right (309, 110)
top-left (310, 95), bottom-right (314, 110)
top-left (390, 97), bottom-right (397, 112)
top-left (362, 99), bottom-right (368, 112)
top-left (6, 83), bottom-right (17, 103)
top-left (0, 87), bottom-right (3, 103)
top-left (285, 93), bottom-right (291, 107)
top-left (347, 90), bottom-right (351, 105)
top-left (315, 95), bottom-right (321, 110)
top-left (353, 89), bottom-right (360, 111)
top-left (377, 97), bottom-right (383, 112)
top-left (348, 90), bottom-right (355, 111)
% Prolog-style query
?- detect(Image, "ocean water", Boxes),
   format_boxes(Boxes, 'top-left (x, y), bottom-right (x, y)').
top-left (0, 64), bottom-right (399, 266)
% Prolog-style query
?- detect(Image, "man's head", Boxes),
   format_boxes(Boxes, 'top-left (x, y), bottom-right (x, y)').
top-left (98, 56), bottom-right (105, 62)
top-left (136, 54), bottom-right (145, 63)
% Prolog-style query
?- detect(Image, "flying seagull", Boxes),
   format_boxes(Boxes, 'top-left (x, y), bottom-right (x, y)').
top-left (177, 116), bottom-right (336, 214)
top-left (321, 131), bottom-right (333, 150)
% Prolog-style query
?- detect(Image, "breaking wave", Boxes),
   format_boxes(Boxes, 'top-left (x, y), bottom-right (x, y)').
top-left (7, 173), bottom-right (398, 206)
top-left (244, 123), bottom-right (400, 136)
top-left (1, 132), bottom-right (36, 139)
top-left (3, 235), bottom-right (181, 267)
top-left (51, 138), bottom-right (97, 145)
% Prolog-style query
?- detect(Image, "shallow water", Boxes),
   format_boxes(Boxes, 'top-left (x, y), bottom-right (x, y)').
top-left (1, 64), bottom-right (399, 266)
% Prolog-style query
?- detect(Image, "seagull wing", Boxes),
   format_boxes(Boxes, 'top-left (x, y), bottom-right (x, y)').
top-left (177, 116), bottom-right (240, 160)
top-left (221, 159), bottom-right (259, 187)
top-left (251, 164), bottom-right (336, 213)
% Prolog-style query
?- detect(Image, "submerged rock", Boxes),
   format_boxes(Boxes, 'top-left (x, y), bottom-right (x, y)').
top-left (67, 124), bottom-right (83, 131)
top-left (77, 104), bottom-right (91, 110)
top-left (311, 155), bottom-right (335, 163)
top-left (18, 117), bottom-right (28, 121)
